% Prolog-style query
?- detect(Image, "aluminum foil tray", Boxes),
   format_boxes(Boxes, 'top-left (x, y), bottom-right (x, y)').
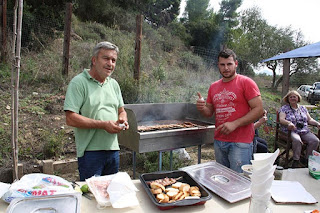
top-left (140, 170), bottom-right (212, 210)
top-left (180, 161), bottom-right (251, 203)
top-left (6, 192), bottom-right (81, 213)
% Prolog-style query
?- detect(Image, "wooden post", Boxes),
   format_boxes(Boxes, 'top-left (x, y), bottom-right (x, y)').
top-left (62, 3), bottom-right (72, 76)
top-left (282, 58), bottom-right (290, 99)
top-left (11, 0), bottom-right (23, 181)
top-left (134, 15), bottom-right (143, 81)
top-left (1, 0), bottom-right (7, 62)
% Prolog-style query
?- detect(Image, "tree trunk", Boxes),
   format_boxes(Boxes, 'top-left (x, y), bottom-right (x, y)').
top-left (274, 75), bottom-right (283, 91)
top-left (271, 69), bottom-right (276, 89)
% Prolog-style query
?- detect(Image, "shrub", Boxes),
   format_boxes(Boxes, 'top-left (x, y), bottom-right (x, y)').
top-left (136, 151), bottom-right (191, 173)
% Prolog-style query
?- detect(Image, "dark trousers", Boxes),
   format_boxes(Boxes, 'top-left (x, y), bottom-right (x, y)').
top-left (253, 136), bottom-right (269, 153)
top-left (78, 150), bottom-right (119, 181)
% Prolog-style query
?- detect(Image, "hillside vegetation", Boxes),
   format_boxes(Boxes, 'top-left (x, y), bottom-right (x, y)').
top-left (0, 14), bottom-right (218, 168)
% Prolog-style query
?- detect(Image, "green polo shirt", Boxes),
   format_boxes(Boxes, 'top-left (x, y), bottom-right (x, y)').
top-left (64, 69), bottom-right (124, 157)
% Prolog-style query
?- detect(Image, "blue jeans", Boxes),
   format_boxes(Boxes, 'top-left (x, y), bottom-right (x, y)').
top-left (78, 150), bottom-right (119, 181)
top-left (214, 140), bottom-right (253, 173)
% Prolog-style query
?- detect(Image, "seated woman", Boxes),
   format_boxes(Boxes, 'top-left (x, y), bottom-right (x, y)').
top-left (279, 90), bottom-right (320, 168)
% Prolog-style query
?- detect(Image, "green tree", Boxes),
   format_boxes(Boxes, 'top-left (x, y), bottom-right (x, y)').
top-left (7, 0), bottom-right (66, 49)
top-left (209, 0), bottom-right (242, 51)
top-left (182, 0), bottom-right (220, 48)
top-left (229, 7), bottom-right (319, 90)
top-left (142, 0), bottom-right (181, 27)
top-left (230, 7), bottom-right (293, 79)
top-left (184, 0), bottom-right (210, 22)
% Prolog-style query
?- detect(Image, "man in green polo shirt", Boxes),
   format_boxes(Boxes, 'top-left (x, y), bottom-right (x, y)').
top-left (64, 41), bottom-right (128, 181)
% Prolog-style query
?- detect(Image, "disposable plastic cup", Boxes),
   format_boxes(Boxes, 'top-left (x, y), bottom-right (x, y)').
top-left (251, 191), bottom-right (272, 201)
top-left (249, 196), bottom-right (272, 213)
top-left (250, 172), bottom-right (274, 185)
top-left (251, 149), bottom-right (279, 169)
top-left (250, 175), bottom-right (274, 195)
top-left (250, 165), bottom-right (277, 183)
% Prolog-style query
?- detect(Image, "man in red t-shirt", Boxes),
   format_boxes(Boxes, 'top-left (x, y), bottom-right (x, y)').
top-left (196, 48), bottom-right (264, 173)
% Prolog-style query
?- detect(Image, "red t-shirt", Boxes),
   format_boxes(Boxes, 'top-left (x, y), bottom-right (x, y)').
top-left (207, 74), bottom-right (261, 143)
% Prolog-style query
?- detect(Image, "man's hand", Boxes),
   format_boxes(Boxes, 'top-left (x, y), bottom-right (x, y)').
top-left (104, 120), bottom-right (125, 133)
top-left (196, 92), bottom-right (205, 111)
top-left (196, 92), bottom-right (214, 118)
top-left (216, 121), bottom-right (238, 135)
top-left (117, 119), bottom-right (129, 130)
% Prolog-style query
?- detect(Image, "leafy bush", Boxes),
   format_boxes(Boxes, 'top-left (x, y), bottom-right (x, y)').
top-left (152, 63), bottom-right (166, 82)
top-left (136, 151), bottom-right (191, 173)
top-left (178, 51), bottom-right (206, 70)
top-left (42, 130), bottom-right (66, 159)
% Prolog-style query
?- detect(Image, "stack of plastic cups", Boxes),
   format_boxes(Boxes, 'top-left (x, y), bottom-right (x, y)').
top-left (248, 149), bottom-right (280, 213)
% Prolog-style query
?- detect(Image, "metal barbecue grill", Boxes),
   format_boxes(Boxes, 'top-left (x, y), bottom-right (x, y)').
top-left (118, 103), bottom-right (215, 178)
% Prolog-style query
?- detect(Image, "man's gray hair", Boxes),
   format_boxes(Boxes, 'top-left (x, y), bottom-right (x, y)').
top-left (92, 41), bottom-right (119, 57)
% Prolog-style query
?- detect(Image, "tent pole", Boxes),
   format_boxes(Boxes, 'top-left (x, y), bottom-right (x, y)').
top-left (281, 58), bottom-right (290, 102)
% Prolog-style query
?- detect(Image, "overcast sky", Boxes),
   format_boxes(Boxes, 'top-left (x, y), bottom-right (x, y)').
top-left (180, 0), bottom-right (320, 43)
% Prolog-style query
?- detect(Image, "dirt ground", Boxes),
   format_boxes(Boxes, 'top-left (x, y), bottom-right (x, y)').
top-left (57, 144), bottom-right (215, 182)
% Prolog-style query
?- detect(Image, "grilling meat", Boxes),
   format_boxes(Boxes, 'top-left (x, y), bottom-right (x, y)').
top-left (138, 122), bottom-right (198, 132)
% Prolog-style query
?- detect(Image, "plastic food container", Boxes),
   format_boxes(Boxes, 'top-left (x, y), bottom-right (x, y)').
top-left (140, 170), bottom-right (212, 210)
top-left (6, 192), bottom-right (81, 213)
top-left (241, 164), bottom-right (253, 177)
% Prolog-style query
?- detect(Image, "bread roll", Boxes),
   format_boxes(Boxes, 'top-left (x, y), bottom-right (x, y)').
top-left (151, 188), bottom-right (162, 194)
top-left (150, 182), bottom-right (165, 191)
top-left (171, 182), bottom-right (183, 189)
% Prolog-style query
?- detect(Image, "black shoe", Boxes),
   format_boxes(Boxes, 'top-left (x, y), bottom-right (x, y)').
top-left (292, 160), bottom-right (300, 168)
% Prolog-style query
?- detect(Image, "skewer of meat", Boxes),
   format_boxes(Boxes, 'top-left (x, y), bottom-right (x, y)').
top-left (146, 176), bottom-right (182, 187)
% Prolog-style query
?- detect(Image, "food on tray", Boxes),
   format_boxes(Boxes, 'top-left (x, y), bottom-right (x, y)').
top-left (179, 183), bottom-right (190, 192)
top-left (148, 179), bottom-right (201, 203)
top-left (190, 186), bottom-right (201, 197)
top-left (172, 181), bottom-right (184, 188)
top-left (151, 188), bottom-right (163, 194)
top-left (156, 193), bottom-right (170, 203)
top-left (147, 177), bottom-right (180, 187)
top-left (166, 190), bottom-right (179, 199)
top-left (138, 122), bottom-right (198, 132)
top-left (150, 182), bottom-right (165, 191)
top-left (165, 187), bottom-right (179, 193)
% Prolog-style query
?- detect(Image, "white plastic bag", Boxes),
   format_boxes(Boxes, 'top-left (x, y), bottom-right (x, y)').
top-left (86, 172), bottom-right (139, 209)
top-left (0, 182), bottom-right (10, 198)
top-left (108, 172), bottom-right (139, 208)
top-left (86, 173), bottom-right (115, 208)
top-left (2, 173), bottom-right (75, 203)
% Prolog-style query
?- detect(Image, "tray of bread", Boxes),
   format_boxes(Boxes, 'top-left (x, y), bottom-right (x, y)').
top-left (139, 170), bottom-right (212, 210)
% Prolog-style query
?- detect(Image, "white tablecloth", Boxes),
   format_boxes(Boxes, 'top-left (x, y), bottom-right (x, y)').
top-left (1, 168), bottom-right (319, 213)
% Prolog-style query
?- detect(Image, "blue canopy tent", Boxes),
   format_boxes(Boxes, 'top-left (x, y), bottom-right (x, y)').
top-left (262, 41), bottom-right (320, 62)
top-left (261, 41), bottom-right (320, 97)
